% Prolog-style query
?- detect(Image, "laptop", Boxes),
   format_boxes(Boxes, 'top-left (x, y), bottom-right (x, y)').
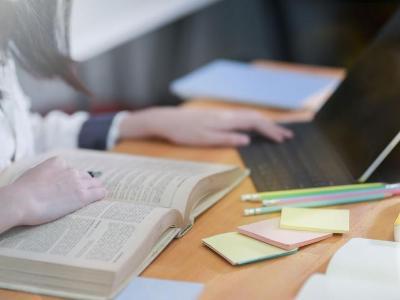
top-left (239, 8), bottom-right (400, 192)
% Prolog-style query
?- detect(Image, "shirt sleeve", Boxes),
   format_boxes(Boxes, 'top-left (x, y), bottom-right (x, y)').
top-left (30, 110), bottom-right (89, 153)
top-left (30, 111), bottom-right (126, 153)
top-left (78, 111), bottom-right (125, 150)
top-left (104, 111), bottom-right (128, 149)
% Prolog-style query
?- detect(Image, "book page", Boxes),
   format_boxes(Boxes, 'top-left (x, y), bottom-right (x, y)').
top-left (73, 150), bottom-right (231, 200)
top-left (187, 168), bottom-right (248, 221)
top-left (59, 150), bottom-right (236, 218)
top-left (326, 238), bottom-right (400, 286)
top-left (0, 200), bottom-right (181, 277)
top-left (296, 274), bottom-right (400, 300)
top-left (1, 149), bottom-right (239, 221)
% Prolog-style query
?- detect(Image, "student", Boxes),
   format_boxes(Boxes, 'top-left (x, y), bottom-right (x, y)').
top-left (0, 0), bottom-right (292, 234)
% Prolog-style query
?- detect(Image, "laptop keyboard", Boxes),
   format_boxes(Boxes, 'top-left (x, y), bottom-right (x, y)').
top-left (238, 123), bottom-right (353, 191)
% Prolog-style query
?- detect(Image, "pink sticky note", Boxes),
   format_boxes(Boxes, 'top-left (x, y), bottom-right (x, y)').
top-left (237, 218), bottom-right (332, 250)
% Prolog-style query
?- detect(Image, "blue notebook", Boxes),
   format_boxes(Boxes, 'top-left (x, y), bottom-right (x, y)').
top-left (116, 277), bottom-right (204, 300)
top-left (170, 59), bottom-right (340, 110)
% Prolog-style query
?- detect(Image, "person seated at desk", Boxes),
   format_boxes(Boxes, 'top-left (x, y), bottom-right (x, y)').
top-left (0, 0), bottom-right (292, 235)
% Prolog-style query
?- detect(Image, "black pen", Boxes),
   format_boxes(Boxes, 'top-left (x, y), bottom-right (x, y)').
top-left (88, 171), bottom-right (102, 178)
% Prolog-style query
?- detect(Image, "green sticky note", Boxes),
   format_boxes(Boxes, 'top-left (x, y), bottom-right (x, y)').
top-left (280, 207), bottom-right (350, 233)
top-left (202, 232), bottom-right (297, 265)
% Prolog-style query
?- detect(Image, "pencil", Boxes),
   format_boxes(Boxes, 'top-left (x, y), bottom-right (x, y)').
top-left (241, 182), bottom-right (385, 202)
top-left (244, 192), bottom-right (391, 216)
top-left (262, 187), bottom-right (400, 206)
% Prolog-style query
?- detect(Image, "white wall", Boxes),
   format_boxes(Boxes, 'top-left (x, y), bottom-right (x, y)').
top-left (70, 0), bottom-right (221, 61)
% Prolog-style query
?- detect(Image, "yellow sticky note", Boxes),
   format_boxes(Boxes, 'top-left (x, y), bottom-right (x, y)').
top-left (395, 213), bottom-right (400, 226)
top-left (394, 213), bottom-right (400, 241)
top-left (280, 207), bottom-right (349, 233)
top-left (202, 232), bottom-right (297, 265)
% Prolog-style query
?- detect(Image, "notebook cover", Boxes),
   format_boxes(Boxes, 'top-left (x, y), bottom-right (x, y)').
top-left (171, 59), bottom-right (340, 110)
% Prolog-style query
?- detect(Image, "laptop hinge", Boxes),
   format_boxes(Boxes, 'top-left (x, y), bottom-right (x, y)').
top-left (359, 131), bottom-right (400, 182)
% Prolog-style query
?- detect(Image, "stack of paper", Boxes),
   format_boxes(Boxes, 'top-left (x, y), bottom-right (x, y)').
top-left (203, 207), bottom-right (349, 265)
top-left (296, 238), bottom-right (400, 300)
top-left (238, 218), bottom-right (333, 250)
top-left (280, 207), bottom-right (350, 233)
top-left (202, 232), bottom-right (297, 265)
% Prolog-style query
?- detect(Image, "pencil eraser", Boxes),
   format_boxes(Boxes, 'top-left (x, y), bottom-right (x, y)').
top-left (241, 194), bottom-right (259, 201)
top-left (244, 208), bottom-right (255, 216)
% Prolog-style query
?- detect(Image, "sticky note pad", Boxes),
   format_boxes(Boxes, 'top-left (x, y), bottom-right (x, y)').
top-left (280, 207), bottom-right (350, 233)
top-left (395, 213), bottom-right (400, 226)
top-left (394, 213), bottom-right (400, 242)
top-left (202, 232), bottom-right (297, 265)
top-left (238, 218), bottom-right (332, 250)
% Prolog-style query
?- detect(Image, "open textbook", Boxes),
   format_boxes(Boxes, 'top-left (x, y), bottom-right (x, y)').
top-left (296, 238), bottom-right (400, 300)
top-left (0, 149), bottom-right (248, 300)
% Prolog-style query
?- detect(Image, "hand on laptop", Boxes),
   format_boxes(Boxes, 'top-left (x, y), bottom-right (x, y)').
top-left (118, 107), bottom-right (293, 146)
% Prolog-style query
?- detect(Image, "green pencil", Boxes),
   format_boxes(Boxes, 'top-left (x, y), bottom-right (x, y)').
top-left (243, 192), bottom-right (390, 216)
top-left (240, 182), bottom-right (385, 202)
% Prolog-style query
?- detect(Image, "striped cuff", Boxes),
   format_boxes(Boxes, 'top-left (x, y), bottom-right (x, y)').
top-left (78, 113), bottom-right (117, 150)
top-left (106, 111), bottom-right (128, 149)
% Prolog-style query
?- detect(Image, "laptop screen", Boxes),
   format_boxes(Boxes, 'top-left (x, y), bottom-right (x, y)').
top-left (315, 8), bottom-right (400, 181)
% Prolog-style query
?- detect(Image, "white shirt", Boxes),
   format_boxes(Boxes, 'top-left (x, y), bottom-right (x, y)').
top-left (0, 59), bottom-right (122, 171)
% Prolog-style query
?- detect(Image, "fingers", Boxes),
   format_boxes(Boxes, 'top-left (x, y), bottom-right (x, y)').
top-left (218, 110), bottom-right (293, 143)
top-left (45, 156), bottom-right (67, 168)
top-left (199, 131), bottom-right (251, 147)
top-left (79, 187), bottom-right (107, 205)
top-left (64, 168), bottom-right (107, 205)
top-left (79, 170), bottom-right (93, 181)
top-left (80, 175), bottom-right (105, 189)
top-left (254, 119), bottom-right (293, 143)
top-left (76, 170), bottom-right (107, 192)
top-left (76, 176), bottom-right (107, 205)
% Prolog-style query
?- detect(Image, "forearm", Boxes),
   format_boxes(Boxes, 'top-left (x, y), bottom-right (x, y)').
top-left (116, 106), bottom-right (293, 146)
top-left (118, 107), bottom-right (175, 140)
top-left (0, 185), bottom-right (23, 234)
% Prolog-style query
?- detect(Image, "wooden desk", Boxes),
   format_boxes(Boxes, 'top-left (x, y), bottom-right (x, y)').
top-left (114, 143), bottom-right (400, 300)
top-left (3, 61), bottom-right (399, 300)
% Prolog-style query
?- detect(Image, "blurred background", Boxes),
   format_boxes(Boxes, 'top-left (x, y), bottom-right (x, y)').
top-left (18, 0), bottom-right (397, 115)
